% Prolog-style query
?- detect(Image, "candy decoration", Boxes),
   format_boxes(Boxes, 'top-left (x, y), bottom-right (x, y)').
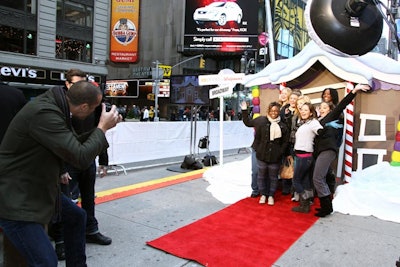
top-left (252, 97), bottom-right (260, 106)
top-left (252, 105), bottom-right (260, 114)
top-left (344, 82), bottom-right (354, 182)
top-left (390, 121), bottom-right (400, 167)
top-left (251, 85), bottom-right (261, 119)
top-left (252, 88), bottom-right (260, 98)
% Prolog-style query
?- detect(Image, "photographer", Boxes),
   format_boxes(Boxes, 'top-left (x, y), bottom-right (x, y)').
top-left (50, 69), bottom-right (113, 261)
top-left (0, 80), bottom-right (120, 266)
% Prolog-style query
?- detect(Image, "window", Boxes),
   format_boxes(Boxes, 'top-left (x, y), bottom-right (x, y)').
top-left (358, 113), bottom-right (387, 141)
top-left (1, 0), bottom-right (36, 14)
top-left (57, 0), bottom-right (93, 27)
top-left (56, 0), bottom-right (94, 62)
top-left (0, 25), bottom-right (36, 55)
top-left (356, 148), bottom-right (387, 170)
top-left (56, 35), bottom-right (92, 62)
top-left (0, 0), bottom-right (37, 55)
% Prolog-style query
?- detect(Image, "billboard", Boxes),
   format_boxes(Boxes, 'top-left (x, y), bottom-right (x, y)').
top-left (184, 0), bottom-right (259, 54)
top-left (110, 0), bottom-right (140, 63)
top-left (170, 75), bottom-right (210, 105)
top-left (105, 80), bottom-right (139, 98)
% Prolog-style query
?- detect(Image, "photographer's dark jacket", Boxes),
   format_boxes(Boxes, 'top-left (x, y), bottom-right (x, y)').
top-left (0, 89), bottom-right (109, 224)
top-left (242, 109), bottom-right (290, 163)
top-left (60, 85), bottom-right (108, 166)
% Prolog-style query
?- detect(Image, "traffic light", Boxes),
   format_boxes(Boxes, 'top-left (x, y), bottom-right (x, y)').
top-left (199, 57), bottom-right (205, 69)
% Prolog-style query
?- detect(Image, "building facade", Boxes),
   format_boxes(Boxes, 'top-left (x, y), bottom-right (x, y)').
top-left (0, 0), bottom-right (109, 99)
top-left (0, 0), bottom-right (309, 118)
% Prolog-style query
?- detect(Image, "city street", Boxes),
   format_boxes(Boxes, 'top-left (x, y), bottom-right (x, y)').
top-left (1, 151), bottom-right (400, 266)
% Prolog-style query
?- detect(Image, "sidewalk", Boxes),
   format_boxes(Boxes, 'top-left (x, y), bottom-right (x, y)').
top-left (1, 151), bottom-right (400, 266)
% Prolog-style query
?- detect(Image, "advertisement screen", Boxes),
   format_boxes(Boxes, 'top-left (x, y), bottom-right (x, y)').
top-left (184, 0), bottom-right (259, 54)
top-left (170, 75), bottom-right (210, 105)
top-left (105, 80), bottom-right (139, 98)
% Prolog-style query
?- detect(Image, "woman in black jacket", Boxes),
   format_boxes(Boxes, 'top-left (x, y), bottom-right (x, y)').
top-left (241, 101), bottom-right (290, 206)
top-left (313, 84), bottom-right (371, 217)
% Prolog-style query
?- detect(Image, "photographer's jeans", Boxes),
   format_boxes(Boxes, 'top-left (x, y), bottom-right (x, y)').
top-left (0, 194), bottom-right (87, 267)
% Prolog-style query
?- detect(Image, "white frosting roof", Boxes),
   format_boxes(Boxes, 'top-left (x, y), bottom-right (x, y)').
top-left (243, 40), bottom-right (400, 87)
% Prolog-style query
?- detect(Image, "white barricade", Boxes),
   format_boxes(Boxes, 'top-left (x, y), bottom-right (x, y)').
top-left (105, 121), bottom-right (253, 165)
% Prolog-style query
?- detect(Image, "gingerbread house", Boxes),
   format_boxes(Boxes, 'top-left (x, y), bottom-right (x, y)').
top-left (243, 41), bottom-right (400, 181)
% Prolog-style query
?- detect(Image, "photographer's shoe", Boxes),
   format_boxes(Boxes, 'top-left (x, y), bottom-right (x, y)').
top-left (86, 232), bottom-right (112, 245)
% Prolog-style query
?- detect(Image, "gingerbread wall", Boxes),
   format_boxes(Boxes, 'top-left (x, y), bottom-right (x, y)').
top-left (258, 68), bottom-right (400, 174)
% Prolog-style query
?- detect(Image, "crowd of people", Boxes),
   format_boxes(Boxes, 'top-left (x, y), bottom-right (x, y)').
top-left (122, 105), bottom-right (239, 122)
top-left (241, 84), bottom-right (371, 216)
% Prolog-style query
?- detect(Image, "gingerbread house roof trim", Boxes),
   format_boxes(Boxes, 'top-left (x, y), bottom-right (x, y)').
top-left (243, 40), bottom-right (400, 88)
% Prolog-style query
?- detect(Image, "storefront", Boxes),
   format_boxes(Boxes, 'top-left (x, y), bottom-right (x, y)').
top-left (0, 64), bottom-right (106, 100)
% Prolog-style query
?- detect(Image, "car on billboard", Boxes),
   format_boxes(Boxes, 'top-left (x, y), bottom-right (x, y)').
top-left (193, 2), bottom-right (243, 26)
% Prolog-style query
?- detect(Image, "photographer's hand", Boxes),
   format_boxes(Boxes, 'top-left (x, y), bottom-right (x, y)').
top-left (97, 103), bottom-right (122, 133)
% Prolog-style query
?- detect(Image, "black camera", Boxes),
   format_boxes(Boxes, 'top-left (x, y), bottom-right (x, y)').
top-left (104, 102), bottom-right (127, 118)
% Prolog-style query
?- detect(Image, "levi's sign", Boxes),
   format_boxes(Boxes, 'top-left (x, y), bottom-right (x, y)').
top-left (209, 85), bottom-right (232, 99)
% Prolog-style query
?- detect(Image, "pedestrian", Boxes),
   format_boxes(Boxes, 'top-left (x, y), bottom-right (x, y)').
top-left (291, 102), bottom-right (322, 213)
top-left (0, 83), bottom-right (27, 265)
top-left (48, 69), bottom-right (112, 261)
top-left (0, 83), bottom-right (27, 143)
top-left (142, 106), bottom-right (149, 121)
top-left (149, 106), bottom-right (155, 121)
top-left (241, 101), bottom-right (290, 206)
top-left (319, 87), bottom-right (341, 193)
top-left (313, 84), bottom-right (371, 217)
top-left (280, 89), bottom-right (302, 195)
top-left (278, 87), bottom-right (292, 110)
top-left (0, 80), bottom-right (120, 266)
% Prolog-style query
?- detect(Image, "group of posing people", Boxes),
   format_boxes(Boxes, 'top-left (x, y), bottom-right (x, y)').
top-left (241, 84), bottom-right (370, 217)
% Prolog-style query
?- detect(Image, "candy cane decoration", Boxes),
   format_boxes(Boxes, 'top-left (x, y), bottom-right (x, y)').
top-left (344, 82), bottom-right (355, 182)
top-left (280, 82), bottom-right (287, 94)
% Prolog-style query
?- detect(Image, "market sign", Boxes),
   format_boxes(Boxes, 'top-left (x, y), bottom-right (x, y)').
top-left (110, 0), bottom-right (140, 63)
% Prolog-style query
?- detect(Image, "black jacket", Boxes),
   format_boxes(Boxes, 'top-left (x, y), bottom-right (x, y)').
top-left (314, 91), bottom-right (356, 156)
top-left (242, 109), bottom-right (289, 163)
top-left (56, 85), bottom-right (109, 166)
top-left (0, 83), bottom-right (27, 143)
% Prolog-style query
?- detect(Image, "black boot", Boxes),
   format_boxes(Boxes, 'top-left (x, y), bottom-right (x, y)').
top-left (315, 196), bottom-right (333, 217)
top-left (292, 192), bottom-right (310, 213)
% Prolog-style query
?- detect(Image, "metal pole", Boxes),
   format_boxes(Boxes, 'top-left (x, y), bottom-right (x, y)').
top-left (154, 60), bottom-right (160, 121)
top-left (219, 97), bottom-right (224, 166)
top-left (172, 54), bottom-right (203, 69)
top-left (265, 0), bottom-right (276, 62)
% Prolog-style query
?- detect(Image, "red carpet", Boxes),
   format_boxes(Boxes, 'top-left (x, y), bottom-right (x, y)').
top-left (147, 195), bottom-right (319, 266)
